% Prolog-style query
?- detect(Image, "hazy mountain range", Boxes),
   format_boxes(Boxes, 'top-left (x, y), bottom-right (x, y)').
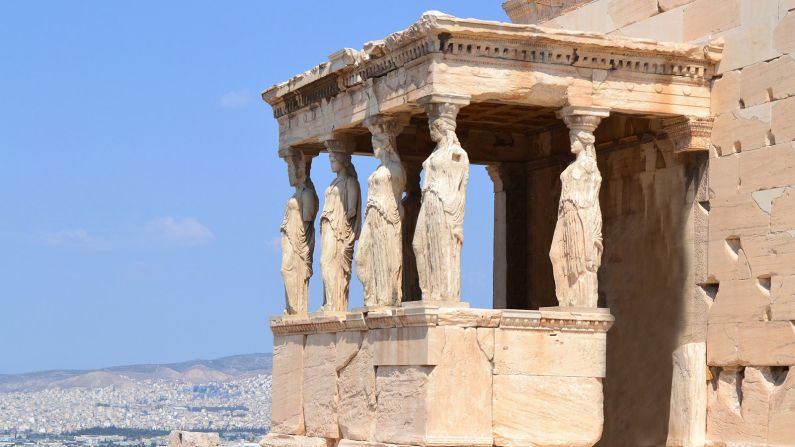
top-left (0, 353), bottom-right (272, 393)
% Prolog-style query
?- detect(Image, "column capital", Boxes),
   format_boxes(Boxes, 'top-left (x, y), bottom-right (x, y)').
top-left (485, 164), bottom-right (505, 193)
top-left (364, 113), bottom-right (410, 138)
top-left (418, 93), bottom-right (470, 123)
top-left (661, 115), bottom-right (714, 153)
top-left (321, 133), bottom-right (356, 154)
top-left (556, 106), bottom-right (610, 133)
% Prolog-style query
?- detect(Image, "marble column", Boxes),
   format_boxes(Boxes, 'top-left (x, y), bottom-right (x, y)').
top-left (486, 164), bottom-right (507, 309)
top-left (278, 147), bottom-right (319, 316)
top-left (355, 114), bottom-right (410, 308)
top-left (550, 106), bottom-right (610, 308)
top-left (413, 93), bottom-right (471, 305)
top-left (401, 160), bottom-right (423, 302)
top-left (318, 136), bottom-right (361, 313)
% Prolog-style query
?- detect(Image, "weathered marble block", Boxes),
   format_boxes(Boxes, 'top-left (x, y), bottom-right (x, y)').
top-left (270, 334), bottom-right (305, 435)
top-left (267, 307), bottom-right (613, 447)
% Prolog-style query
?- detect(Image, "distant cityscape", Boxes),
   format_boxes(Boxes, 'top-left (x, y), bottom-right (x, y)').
top-left (0, 355), bottom-right (272, 447)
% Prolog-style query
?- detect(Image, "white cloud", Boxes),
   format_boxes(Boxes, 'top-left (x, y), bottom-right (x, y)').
top-left (220, 89), bottom-right (252, 108)
top-left (146, 217), bottom-right (214, 246)
top-left (30, 229), bottom-right (110, 249)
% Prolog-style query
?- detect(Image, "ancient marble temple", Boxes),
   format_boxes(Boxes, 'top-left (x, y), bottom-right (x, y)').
top-left (258, 4), bottom-right (736, 446)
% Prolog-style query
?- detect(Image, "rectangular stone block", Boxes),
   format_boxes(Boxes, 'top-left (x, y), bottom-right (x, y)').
top-left (614, 7), bottom-right (684, 42)
top-left (771, 188), bottom-right (795, 234)
top-left (740, 55), bottom-right (795, 108)
top-left (772, 97), bottom-right (795, 143)
top-left (607, 0), bottom-right (658, 28)
top-left (737, 142), bottom-right (795, 195)
top-left (711, 71), bottom-right (741, 115)
top-left (707, 153), bottom-right (739, 202)
top-left (775, 9), bottom-right (795, 52)
top-left (737, 321), bottom-right (795, 365)
top-left (548, 0), bottom-right (617, 34)
top-left (708, 321), bottom-right (795, 366)
top-left (437, 308), bottom-right (501, 327)
top-left (707, 279), bottom-right (768, 324)
top-left (771, 275), bottom-right (795, 321)
top-left (370, 326), bottom-right (444, 366)
top-left (303, 333), bottom-right (339, 439)
top-left (707, 195), bottom-right (769, 241)
top-left (713, 104), bottom-right (772, 155)
top-left (493, 375), bottom-right (603, 447)
top-left (336, 331), bottom-right (363, 371)
top-left (426, 327), bottom-right (493, 446)
top-left (338, 333), bottom-right (376, 441)
top-left (742, 233), bottom-right (795, 277)
top-left (271, 334), bottom-right (305, 435)
top-left (715, 0), bottom-right (782, 73)
top-left (337, 441), bottom-right (412, 447)
top-left (494, 328), bottom-right (606, 378)
top-left (683, 0), bottom-right (740, 41)
top-left (375, 366), bottom-right (431, 446)
top-left (708, 367), bottom-right (775, 445)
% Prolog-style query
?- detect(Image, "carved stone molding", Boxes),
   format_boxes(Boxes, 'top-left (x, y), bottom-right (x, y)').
top-left (268, 307), bottom-right (613, 335)
top-left (662, 116), bottom-right (714, 153)
top-left (556, 106), bottom-right (610, 132)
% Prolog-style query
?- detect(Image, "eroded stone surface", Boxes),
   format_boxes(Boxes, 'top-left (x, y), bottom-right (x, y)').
top-left (426, 327), bottom-right (493, 446)
top-left (271, 334), bottom-right (305, 435)
top-left (495, 329), bottom-right (607, 378)
top-left (666, 343), bottom-right (707, 447)
top-left (338, 333), bottom-right (376, 441)
top-left (302, 333), bottom-right (339, 438)
top-left (493, 375), bottom-right (603, 447)
top-left (374, 366), bottom-right (431, 446)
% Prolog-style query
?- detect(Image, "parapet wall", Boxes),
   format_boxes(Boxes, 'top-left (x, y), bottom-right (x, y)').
top-left (262, 307), bottom-right (613, 447)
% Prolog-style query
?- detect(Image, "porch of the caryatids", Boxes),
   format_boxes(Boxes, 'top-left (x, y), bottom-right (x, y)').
top-left (278, 147), bottom-right (319, 316)
top-left (318, 135), bottom-right (361, 313)
top-left (412, 93), bottom-right (471, 305)
top-left (549, 106), bottom-right (610, 308)
top-left (355, 114), bottom-right (410, 308)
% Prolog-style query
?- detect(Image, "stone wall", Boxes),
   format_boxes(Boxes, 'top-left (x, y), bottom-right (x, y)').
top-left (504, 0), bottom-right (795, 445)
top-left (263, 308), bottom-right (612, 447)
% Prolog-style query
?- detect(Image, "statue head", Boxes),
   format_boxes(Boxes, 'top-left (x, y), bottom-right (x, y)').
top-left (570, 130), bottom-right (596, 157)
top-left (285, 152), bottom-right (307, 187)
top-left (329, 151), bottom-right (356, 178)
top-left (427, 101), bottom-right (461, 146)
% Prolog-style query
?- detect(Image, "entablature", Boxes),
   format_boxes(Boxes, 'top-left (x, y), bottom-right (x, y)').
top-left (262, 11), bottom-right (721, 151)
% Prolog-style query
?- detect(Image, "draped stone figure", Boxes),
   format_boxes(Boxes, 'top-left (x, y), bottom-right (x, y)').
top-left (280, 150), bottom-right (318, 315)
top-left (550, 129), bottom-right (603, 308)
top-left (413, 96), bottom-right (470, 303)
top-left (319, 148), bottom-right (361, 312)
top-left (355, 115), bottom-right (408, 307)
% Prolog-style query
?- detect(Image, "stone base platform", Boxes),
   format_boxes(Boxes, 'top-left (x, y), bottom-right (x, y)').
top-left (268, 306), bottom-right (614, 447)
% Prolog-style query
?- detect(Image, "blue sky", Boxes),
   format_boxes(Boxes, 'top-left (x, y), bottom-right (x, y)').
top-left (0, 1), bottom-right (505, 374)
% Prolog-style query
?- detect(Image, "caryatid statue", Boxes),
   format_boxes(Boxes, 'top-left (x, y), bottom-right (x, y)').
top-left (413, 94), bottom-right (471, 303)
top-left (550, 107), bottom-right (609, 308)
top-left (319, 139), bottom-right (361, 312)
top-left (355, 114), bottom-right (408, 307)
top-left (279, 148), bottom-right (319, 315)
